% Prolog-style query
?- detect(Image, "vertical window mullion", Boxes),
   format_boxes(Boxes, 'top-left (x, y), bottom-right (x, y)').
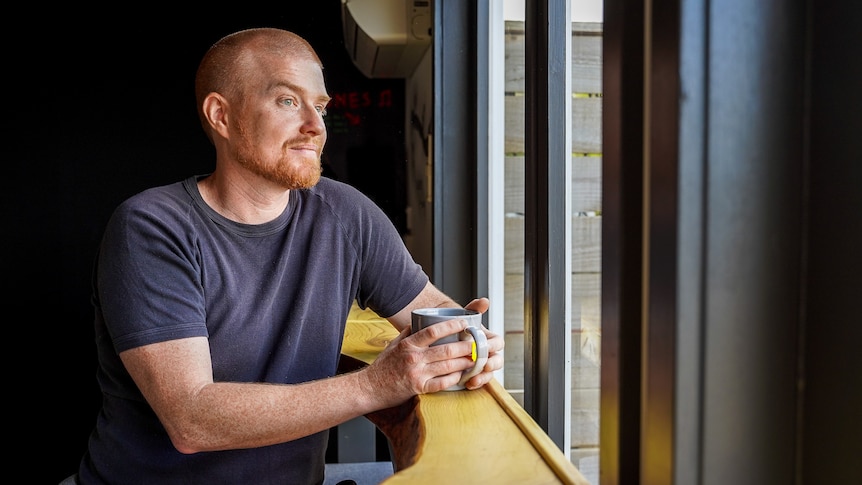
top-left (524, 0), bottom-right (572, 452)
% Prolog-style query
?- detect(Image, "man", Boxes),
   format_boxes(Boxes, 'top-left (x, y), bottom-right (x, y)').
top-left (74, 28), bottom-right (503, 484)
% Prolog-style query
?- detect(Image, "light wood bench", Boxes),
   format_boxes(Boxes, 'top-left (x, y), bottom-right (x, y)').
top-left (340, 305), bottom-right (590, 485)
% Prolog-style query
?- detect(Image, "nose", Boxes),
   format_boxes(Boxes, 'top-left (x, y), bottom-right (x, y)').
top-left (299, 104), bottom-right (326, 136)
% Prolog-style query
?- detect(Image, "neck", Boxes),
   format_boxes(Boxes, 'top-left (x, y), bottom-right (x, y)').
top-left (198, 171), bottom-right (290, 224)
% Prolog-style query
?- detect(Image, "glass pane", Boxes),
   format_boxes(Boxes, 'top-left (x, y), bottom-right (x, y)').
top-left (569, 3), bottom-right (603, 482)
top-left (501, 1), bottom-right (602, 483)
top-left (502, 3), bottom-right (526, 410)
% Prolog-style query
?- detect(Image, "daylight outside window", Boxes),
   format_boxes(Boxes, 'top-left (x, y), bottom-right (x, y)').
top-left (500, 1), bottom-right (602, 483)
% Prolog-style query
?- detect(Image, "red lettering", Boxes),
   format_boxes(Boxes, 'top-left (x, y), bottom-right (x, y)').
top-left (378, 89), bottom-right (392, 107)
top-left (344, 112), bottom-right (362, 126)
top-left (331, 93), bottom-right (349, 109)
top-left (326, 90), bottom-right (394, 111)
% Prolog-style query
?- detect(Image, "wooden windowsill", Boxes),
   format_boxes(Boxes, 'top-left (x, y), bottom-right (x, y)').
top-left (341, 305), bottom-right (590, 485)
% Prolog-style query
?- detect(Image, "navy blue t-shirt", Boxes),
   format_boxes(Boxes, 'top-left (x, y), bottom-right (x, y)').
top-left (78, 175), bottom-right (428, 484)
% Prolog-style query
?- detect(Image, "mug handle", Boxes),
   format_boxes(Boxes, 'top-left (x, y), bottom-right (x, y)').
top-left (457, 326), bottom-right (490, 387)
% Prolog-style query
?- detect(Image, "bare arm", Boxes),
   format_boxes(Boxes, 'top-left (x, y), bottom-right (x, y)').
top-left (120, 337), bottom-right (388, 454)
top-left (121, 281), bottom-right (503, 454)
top-left (120, 309), bottom-right (484, 453)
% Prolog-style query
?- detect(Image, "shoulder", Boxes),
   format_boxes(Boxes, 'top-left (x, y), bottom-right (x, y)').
top-left (115, 180), bottom-right (191, 214)
top-left (105, 179), bottom-right (196, 239)
top-left (305, 176), bottom-right (367, 203)
top-left (300, 176), bottom-right (383, 219)
top-left (296, 176), bottom-right (404, 248)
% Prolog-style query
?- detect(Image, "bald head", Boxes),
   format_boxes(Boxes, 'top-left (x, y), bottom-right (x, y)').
top-left (194, 28), bottom-right (323, 142)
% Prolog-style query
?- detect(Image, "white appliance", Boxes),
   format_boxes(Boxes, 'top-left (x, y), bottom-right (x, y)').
top-left (341, 0), bottom-right (432, 78)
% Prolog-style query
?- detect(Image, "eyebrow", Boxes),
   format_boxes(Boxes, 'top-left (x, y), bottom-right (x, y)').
top-left (271, 81), bottom-right (331, 105)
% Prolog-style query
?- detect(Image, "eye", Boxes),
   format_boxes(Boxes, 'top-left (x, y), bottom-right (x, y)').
top-left (316, 106), bottom-right (328, 117)
top-left (280, 98), bottom-right (298, 108)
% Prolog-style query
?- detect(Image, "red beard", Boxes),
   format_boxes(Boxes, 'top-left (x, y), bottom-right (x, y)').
top-left (233, 125), bottom-right (324, 189)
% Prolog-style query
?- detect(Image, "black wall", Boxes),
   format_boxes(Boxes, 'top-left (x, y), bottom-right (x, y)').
top-left (7, 6), bottom-right (407, 483)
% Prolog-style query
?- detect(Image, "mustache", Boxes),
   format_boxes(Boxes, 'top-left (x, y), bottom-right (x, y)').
top-left (284, 137), bottom-right (323, 150)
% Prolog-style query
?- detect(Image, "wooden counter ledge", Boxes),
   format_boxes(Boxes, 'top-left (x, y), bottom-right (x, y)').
top-left (341, 305), bottom-right (590, 485)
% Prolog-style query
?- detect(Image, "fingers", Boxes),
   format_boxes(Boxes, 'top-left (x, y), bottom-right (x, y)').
top-left (403, 346), bottom-right (480, 394)
top-left (409, 323), bottom-right (487, 369)
top-left (457, 352), bottom-right (503, 390)
top-left (482, 328), bottom-right (504, 353)
top-left (423, 330), bottom-right (504, 392)
top-left (463, 371), bottom-right (496, 390)
top-left (409, 318), bottom-right (468, 347)
top-left (409, 336), bottom-right (486, 393)
top-left (461, 330), bottom-right (504, 390)
top-left (371, 313), bottom-right (505, 398)
top-left (464, 297), bottom-right (490, 314)
top-left (420, 361), bottom-right (478, 393)
top-left (369, 324), bottom-right (478, 398)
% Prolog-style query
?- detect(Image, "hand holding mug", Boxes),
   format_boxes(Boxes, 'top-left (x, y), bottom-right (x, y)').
top-left (411, 308), bottom-right (490, 391)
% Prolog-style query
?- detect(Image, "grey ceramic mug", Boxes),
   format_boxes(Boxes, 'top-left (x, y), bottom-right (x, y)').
top-left (411, 308), bottom-right (490, 391)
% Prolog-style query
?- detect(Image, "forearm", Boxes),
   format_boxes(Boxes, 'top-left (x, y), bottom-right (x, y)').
top-left (165, 369), bottom-right (380, 453)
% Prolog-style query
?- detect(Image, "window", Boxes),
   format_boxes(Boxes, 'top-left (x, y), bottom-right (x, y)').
top-left (497, 1), bottom-right (602, 483)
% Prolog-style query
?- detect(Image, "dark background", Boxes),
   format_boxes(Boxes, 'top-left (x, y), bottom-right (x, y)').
top-left (6, 5), bottom-right (407, 482)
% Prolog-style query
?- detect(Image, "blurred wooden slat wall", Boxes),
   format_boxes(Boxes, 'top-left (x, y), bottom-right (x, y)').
top-left (502, 21), bottom-right (602, 473)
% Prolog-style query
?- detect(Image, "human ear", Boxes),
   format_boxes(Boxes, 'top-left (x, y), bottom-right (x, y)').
top-left (202, 93), bottom-right (230, 139)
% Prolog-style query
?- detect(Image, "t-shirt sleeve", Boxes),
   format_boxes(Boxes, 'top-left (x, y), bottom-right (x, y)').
top-left (96, 192), bottom-right (208, 353)
top-left (338, 184), bottom-right (428, 318)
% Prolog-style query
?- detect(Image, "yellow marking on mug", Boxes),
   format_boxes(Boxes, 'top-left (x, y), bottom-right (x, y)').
top-left (471, 341), bottom-right (477, 361)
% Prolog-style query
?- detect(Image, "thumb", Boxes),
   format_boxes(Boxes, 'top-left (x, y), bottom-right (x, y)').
top-left (464, 297), bottom-right (490, 315)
